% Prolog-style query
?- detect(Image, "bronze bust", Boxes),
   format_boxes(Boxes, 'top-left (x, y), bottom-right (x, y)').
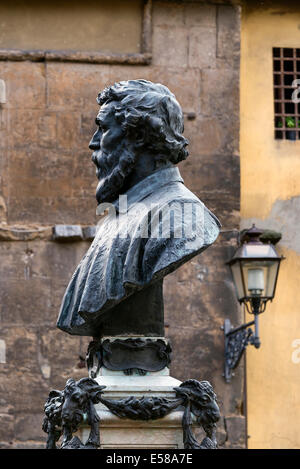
top-left (57, 80), bottom-right (221, 337)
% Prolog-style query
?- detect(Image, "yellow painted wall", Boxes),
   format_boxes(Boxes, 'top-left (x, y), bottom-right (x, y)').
top-left (240, 1), bottom-right (300, 448)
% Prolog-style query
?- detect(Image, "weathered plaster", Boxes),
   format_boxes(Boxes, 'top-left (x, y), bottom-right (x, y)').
top-left (241, 1), bottom-right (300, 449)
top-left (241, 195), bottom-right (300, 254)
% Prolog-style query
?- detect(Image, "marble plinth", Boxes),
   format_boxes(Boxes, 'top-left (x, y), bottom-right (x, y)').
top-left (79, 365), bottom-right (186, 449)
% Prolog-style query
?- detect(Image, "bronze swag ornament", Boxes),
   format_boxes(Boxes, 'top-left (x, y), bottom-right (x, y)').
top-left (43, 378), bottom-right (220, 449)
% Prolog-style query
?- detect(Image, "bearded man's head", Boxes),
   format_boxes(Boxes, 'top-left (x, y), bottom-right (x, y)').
top-left (89, 79), bottom-right (189, 204)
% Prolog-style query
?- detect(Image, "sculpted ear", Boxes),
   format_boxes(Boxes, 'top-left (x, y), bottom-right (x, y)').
top-left (90, 387), bottom-right (106, 404)
top-left (47, 390), bottom-right (63, 400)
top-left (45, 389), bottom-right (63, 407)
top-left (77, 378), bottom-right (106, 403)
top-left (65, 378), bottom-right (76, 387)
top-left (134, 128), bottom-right (146, 147)
top-left (174, 386), bottom-right (191, 401)
top-left (125, 125), bottom-right (146, 148)
top-left (174, 379), bottom-right (202, 400)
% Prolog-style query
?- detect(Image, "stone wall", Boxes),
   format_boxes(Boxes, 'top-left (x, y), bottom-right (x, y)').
top-left (0, 1), bottom-right (243, 448)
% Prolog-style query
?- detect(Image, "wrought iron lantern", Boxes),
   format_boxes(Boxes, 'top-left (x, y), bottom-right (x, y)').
top-left (223, 224), bottom-right (284, 382)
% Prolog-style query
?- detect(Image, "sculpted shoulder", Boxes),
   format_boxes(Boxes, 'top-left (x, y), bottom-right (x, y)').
top-left (136, 179), bottom-right (221, 244)
top-left (124, 181), bottom-right (221, 285)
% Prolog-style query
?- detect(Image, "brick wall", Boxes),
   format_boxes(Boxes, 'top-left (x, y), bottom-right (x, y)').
top-left (0, 1), bottom-right (243, 448)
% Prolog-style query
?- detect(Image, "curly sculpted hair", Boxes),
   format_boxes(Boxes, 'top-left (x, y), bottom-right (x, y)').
top-left (97, 79), bottom-right (189, 165)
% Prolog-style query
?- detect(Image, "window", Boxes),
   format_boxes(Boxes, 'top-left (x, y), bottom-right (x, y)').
top-left (273, 47), bottom-right (300, 140)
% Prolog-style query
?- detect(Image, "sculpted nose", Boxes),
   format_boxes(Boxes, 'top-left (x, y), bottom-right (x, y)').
top-left (212, 404), bottom-right (220, 421)
top-left (89, 129), bottom-right (101, 150)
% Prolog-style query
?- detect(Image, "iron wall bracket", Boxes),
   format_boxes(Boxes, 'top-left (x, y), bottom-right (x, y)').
top-left (223, 316), bottom-right (260, 383)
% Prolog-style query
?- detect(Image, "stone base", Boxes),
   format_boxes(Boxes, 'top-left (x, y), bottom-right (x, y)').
top-left (81, 409), bottom-right (185, 449)
top-left (79, 368), bottom-right (186, 449)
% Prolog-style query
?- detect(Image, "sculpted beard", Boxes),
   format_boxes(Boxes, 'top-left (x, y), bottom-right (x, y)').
top-left (95, 140), bottom-right (137, 204)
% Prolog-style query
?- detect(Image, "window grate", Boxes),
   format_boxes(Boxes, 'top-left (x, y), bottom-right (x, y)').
top-left (273, 47), bottom-right (300, 140)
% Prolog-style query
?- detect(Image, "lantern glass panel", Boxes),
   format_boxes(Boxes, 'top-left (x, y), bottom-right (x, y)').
top-left (241, 259), bottom-right (280, 299)
top-left (230, 261), bottom-right (245, 300)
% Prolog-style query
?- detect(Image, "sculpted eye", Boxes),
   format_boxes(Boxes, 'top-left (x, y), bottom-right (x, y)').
top-left (95, 118), bottom-right (108, 133)
top-left (72, 392), bottom-right (81, 402)
top-left (202, 395), bottom-right (210, 403)
top-left (95, 118), bottom-right (104, 129)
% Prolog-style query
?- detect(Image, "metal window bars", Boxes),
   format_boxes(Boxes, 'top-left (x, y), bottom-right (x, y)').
top-left (273, 47), bottom-right (300, 140)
